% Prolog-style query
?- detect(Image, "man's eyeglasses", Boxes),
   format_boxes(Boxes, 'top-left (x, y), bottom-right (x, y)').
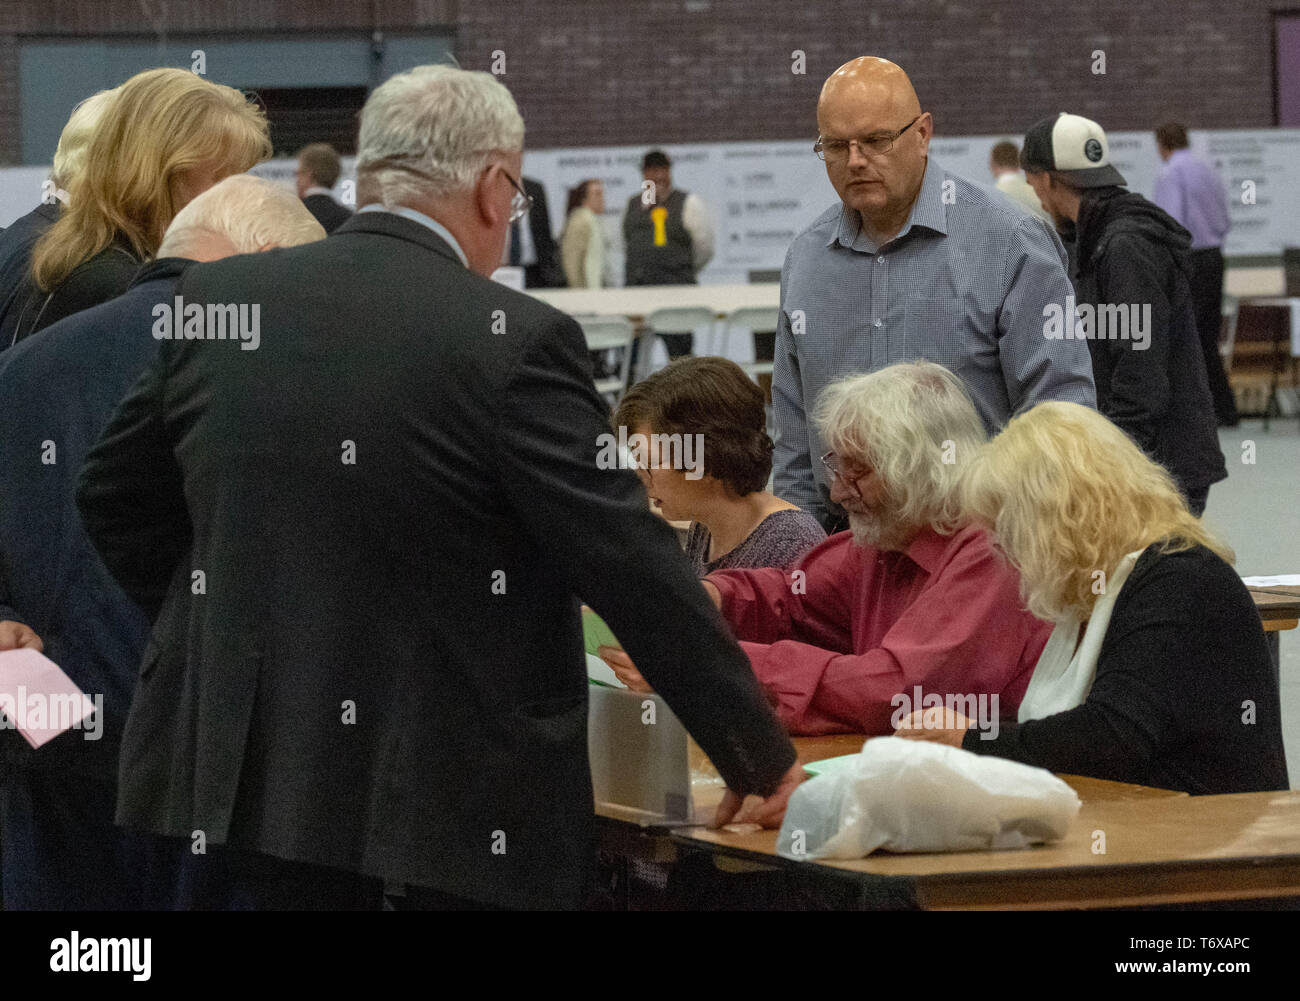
top-left (502, 170), bottom-right (534, 224)
top-left (820, 451), bottom-right (854, 483)
top-left (820, 450), bottom-right (868, 499)
top-left (814, 115), bottom-right (922, 161)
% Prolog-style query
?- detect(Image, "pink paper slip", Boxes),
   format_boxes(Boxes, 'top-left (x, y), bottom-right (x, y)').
top-left (0, 648), bottom-right (97, 749)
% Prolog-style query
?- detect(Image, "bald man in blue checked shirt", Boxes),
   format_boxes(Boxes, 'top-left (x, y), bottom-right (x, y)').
top-left (776, 58), bottom-right (1095, 529)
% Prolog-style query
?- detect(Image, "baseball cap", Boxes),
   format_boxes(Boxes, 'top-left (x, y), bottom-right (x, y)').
top-left (1020, 112), bottom-right (1127, 188)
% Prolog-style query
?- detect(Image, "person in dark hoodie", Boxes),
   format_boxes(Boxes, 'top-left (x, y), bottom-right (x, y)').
top-left (1020, 113), bottom-right (1226, 516)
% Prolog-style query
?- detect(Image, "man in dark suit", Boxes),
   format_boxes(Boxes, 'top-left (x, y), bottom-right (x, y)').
top-left (295, 142), bottom-right (353, 234)
top-left (0, 175), bottom-right (324, 909)
top-left (77, 65), bottom-right (800, 911)
top-left (504, 176), bottom-right (565, 287)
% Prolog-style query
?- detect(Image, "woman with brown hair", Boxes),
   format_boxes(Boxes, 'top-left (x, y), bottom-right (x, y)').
top-left (614, 355), bottom-right (825, 576)
top-left (14, 67), bottom-right (271, 341)
top-left (601, 357), bottom-right (826, 691)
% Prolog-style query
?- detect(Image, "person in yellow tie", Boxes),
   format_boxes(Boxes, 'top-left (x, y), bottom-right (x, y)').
top-left (621, 149), bottom-right (714, 358)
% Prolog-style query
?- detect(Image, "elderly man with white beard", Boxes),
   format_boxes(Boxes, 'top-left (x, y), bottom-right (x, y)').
top-left (604, 361), bottom-right (1052, 737)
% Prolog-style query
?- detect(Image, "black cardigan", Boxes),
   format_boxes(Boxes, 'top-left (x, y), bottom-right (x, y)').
top-left (963, 544), bottom-right (1289, 795)
top-left (12, 238), bottom-right (141, 342)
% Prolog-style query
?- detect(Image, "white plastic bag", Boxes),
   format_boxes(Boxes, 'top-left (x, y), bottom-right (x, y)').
top-left (776, 737), bottom-right (1081, 860)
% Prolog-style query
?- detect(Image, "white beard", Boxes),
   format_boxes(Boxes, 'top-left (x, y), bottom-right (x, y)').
top-left (848, 509), bottom-right (912, 552)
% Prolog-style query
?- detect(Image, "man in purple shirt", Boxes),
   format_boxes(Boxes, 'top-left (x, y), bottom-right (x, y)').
top-left (1153, 122), bottom-right (1237, 426)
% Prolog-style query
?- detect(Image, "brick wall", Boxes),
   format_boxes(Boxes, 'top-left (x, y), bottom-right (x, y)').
top-left (0, 0), bottom-right (1290, 163)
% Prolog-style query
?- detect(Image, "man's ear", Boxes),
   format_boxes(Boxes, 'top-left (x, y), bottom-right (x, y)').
top-left (914, 111), bottom-right (933, 157)
top-left (475, 163), bottom-right (503, 228)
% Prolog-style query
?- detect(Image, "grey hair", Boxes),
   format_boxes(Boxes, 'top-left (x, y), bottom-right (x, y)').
top-left (158, 174), bottom-right (325, 258)
top-left (814, 361), bottom-right (987, 532)
top-left (51, 89), bottom-right (117, 193)
top-left (355, 64), bottom-right (524, 207)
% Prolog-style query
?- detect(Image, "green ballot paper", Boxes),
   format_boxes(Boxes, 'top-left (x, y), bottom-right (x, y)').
top-left (582, 606), bottom-right (621, 656)
top-left (801, 753), bottom-right (859, 778)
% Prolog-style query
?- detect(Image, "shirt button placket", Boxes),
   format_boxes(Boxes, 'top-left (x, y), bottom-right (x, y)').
top-left (870, 252), bottom-right (886, 367)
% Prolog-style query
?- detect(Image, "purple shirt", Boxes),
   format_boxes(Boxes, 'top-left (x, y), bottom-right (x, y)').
top-left (1152, 149), bottom-right (1230, 249)
top-left (685, 508), bottom-right (826, 576)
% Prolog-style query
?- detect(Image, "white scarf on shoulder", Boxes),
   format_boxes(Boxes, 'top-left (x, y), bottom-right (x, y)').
top-left (1017, 547), bottom-right (1148, 723)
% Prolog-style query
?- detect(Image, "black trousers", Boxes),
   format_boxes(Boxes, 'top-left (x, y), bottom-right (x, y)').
top-left (0, 767), bottom-right (154, 910)
top-left (1188, 248), bottom-right (1238, 425)
top-left (141, 836), bottom-right (384, 911)
top-left (141, 836), bottom-right (502, 910)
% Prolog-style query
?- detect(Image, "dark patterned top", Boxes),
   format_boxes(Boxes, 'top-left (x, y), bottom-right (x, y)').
top-left (685, 508), bottom-right (826, 577)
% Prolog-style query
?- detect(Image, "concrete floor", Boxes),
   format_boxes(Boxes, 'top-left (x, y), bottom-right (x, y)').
top-left (1205, 419), bottom-right (1300, 786)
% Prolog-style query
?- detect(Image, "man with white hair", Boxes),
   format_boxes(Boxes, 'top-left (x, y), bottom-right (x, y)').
top-left (0, 88), bottom-right (116, 350)
top-left (698, 361), bottom-right (1051, 736)
top-left (0, 175), bottom-right (322, 910)
top-left (76, 65), bottom-right (800, 911)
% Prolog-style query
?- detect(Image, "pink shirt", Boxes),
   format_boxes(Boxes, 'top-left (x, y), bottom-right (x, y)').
top-left (707, 525), bottom-right (1050, 736)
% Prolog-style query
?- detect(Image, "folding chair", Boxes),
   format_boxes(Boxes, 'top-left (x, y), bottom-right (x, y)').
top-left (645, 306), bottom-right (715, 369)
top-left (577, 315), bottom-right (638, 406)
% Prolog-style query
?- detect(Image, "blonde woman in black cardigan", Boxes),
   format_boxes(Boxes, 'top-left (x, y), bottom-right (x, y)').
top-left (895, 401), bottom-right (1288, 795)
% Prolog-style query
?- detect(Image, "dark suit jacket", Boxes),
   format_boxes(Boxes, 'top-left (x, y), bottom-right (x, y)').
top-left (77, 211), bottom-right (795, 909)
top-left (0, 258), bottom-right (188, 779)
top-left (302, 193), bottom-right (353, 234)
top-left (522, 177), bottom-right (564, 288)
top-left (0, 202), bottom-right (58, 350)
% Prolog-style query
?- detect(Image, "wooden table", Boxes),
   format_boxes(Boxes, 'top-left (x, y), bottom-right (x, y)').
top-left (664, 737), bottom-right (1300, 910)
top-left (676, 786), bottom-right (1300, 910)
top-left (595, 733), bottom-right (1300, 910)
top-left (1250, 586), bottom-right (1300, 686)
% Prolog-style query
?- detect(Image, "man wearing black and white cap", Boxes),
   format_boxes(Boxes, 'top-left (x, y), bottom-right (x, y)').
top-left (1021, 112), bottom-right (1226, 515)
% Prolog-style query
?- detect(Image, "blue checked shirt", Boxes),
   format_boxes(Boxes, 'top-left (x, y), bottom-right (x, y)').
top-left (773, 157), bottom-right (1096, 523)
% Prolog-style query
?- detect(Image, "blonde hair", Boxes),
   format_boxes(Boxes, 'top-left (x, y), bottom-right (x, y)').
top-left (814, 361), bottom-right (987, 533)
top-left (32, 68), bottom-right (271, 292)
top-left (960, 401), bottom-right (1232, 621)
top-left (158, 174), bottom-right (325, 257)
top-left (51, 89), bottom-right (117, 195)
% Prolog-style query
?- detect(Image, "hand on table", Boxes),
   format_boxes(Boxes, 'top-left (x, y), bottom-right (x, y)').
top-left (710, 761), bottom-right (806, 830)
top-left (592, 579), bottom-right (721, 694)
top-left (597, 645), bottom-right (653, 693)
top-left (891, 707), bottom-right (973, 748)
top-left (0, 620), bottom-right (42, 652)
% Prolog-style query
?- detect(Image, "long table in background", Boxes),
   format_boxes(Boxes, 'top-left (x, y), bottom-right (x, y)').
top-left (594, 733), bottom-right (1300, 910)
top-left (529, 284), bottom-right (781, 383)
top-left (529, 283), bottom-right (780, 322)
